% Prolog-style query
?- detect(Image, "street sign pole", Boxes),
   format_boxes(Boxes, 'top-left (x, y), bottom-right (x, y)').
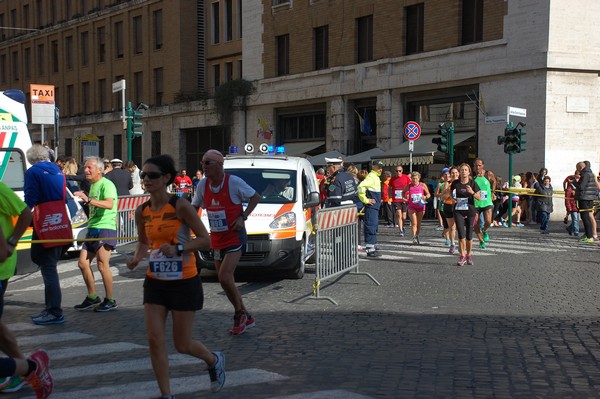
top-left (409, 140), bottom-right (414, 172)
top-left (507, 152), bottom-right (513, 228)
top-left (449, 122), bottom-right (454, 166)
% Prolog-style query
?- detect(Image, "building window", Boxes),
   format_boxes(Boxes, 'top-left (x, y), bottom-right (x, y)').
top-left (65, 36), bottom-right (73, 69)
top-left (113, 134), bottom-right (122, 161)
top-left (64, 138), bottom-right (72, 157)
top-left (36, 0), bottom-right (43, 28)
top-left (66, 84), bottom-right (74, 116)
top-left (133, 16), bottom-right (143, 54)
top-left (50, 0), bottom-right (56, 24)
top-left (462, 0), bottom-right (483, 45)
top-left (51, 40), bottom-right (58, 73)
top-left (115, 21), bottom-right (124, 58)
top-left (314, 25), bottom-right (329, 70)
top-left (276, 34), bottom-right (290, 76)
top-left (0, 55), bottom-right (6, 83)
top-left (23, 5), bottom-right (29, 29)
top-left (151, 131), bottom-right (161, 155)
top-left (98, 78), bottom-right (106, 113)
top-left (11, 51), bottom-right (19, 81)
top-left (225, 62), bottom-right (233, 82)
top-left (237, 0), bottom-right (242, 39)
top-left (237, 60), bottom-right (242, 79)
top-left (279, 112), bottom-right (326, 141)
top-left (79, 0), bottom-right (87, 14)
top-left (97, 26), bottom-right (105, 63)
top-left (225, 0), bottom-right (233, 41)
top-left (10, 9), bottom-right (17, 38)
top-left (212, 2), bottom-right (220, 44)
top-left (154, 67), bottom-right (163, 106)
top-left (24, 48), bottom-right (31, 78)
top-left (153, 10), bottom-right (163, 50)
top-left (406, 3), bottom-right (424, 55)
top-left (37, 44), bottom-right (45, 76)
top-left (82, 81), bottom-right (90, 114)
top-left (356, 15), bottom-right (373, 63)
top-left (80, 31), bottom-right (89, 66)
top-left (212, 64), bottom-right (220, 91)
top-left (134, 71), bottom-right (143, 105)
top-left (64, 0), bottom-right (71, 19)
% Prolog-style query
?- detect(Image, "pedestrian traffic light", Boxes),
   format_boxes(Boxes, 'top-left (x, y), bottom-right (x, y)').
top-left (497, 122), bottom-right (519, 154)
top-left (513, 122), bottom-right (526, 153)
top-left (432, 123), bottom-right (449, 153)
top-left (126, 102), bottom-right (148, 139)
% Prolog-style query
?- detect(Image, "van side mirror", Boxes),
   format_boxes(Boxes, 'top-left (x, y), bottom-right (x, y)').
top-left (304, 191), bottom-right (320, 208)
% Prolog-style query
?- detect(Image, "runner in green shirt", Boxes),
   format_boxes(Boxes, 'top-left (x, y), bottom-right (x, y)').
top-left (473, 158), bottom-right (496, 249)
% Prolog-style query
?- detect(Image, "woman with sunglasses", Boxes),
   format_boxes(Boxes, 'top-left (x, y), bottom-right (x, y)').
top-left (127, 154), bottom-right (225, 397)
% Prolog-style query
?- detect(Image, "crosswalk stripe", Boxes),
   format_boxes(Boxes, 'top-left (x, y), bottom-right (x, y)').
top-left (18, 332), bottom-right (94, 346)
top-left (268, 389), bottom-right (375, 399)
top-left (47, 342), bottom-right (147, 360)
top-left (21, 368), bottom-right (289, 399)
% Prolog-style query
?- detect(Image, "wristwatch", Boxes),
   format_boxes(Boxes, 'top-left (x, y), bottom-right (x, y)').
top-left (176, 243), bottom-right (184, 256)
top-left (7, 236), bottom-right (18, 247)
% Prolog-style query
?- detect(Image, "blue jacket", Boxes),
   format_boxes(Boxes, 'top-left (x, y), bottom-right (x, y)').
top-left (24, 161), bottom-right (65, 208)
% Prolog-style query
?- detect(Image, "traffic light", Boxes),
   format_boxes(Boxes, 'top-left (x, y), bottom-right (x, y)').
top-left (497, 122), bottom-right (519, 154)
top-left (514, 122), bottom-right (526, 153)
top-left (432, 123), bottom-right (449, 153)
top-left (126, 101), bottom-right (148, 139)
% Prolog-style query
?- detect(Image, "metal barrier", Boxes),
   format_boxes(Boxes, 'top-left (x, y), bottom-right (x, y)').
top-left (309, 205), bottom-right (380, 305)
top-left (116, 194), bottom-right (150, 246)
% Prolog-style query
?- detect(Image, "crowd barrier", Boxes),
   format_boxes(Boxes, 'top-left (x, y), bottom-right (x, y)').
top-left (309, 204), bottom-right (380, 305)
top-left (116, 194), bottom-right (150, 246)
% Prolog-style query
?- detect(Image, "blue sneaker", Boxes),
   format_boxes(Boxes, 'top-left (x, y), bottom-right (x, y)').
top-left (209, 352), bottom-right (225, 392)
top-left (515, 223), bottom-right (524, 227)
top-left (32, 311), bottom-right (65, 325)
top-left (444, 238), bottom-right (450, 246)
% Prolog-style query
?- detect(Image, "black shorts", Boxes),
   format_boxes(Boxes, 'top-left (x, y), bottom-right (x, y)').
top-left (443, 203), bottom-right (454, 219)
top-left (143, 275), bottom-right (204, 311)
top-left (475, 205), bottom-right (493, 213)
top-left (83, 228), bottom-right (117, 253)
top-left (213, 244), bottom-right (244, 262)
top-left (392, 202), bottom-right (408, 213)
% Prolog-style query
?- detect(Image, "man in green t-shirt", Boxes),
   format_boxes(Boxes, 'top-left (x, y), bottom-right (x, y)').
top-left (473, 158), bottom-right (496, 249)
top-left (73, 157), bottom-right (119, 312)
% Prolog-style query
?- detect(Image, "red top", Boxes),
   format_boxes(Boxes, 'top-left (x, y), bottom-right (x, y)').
top-left (389, 174), bottom-right (411, 202)
top-left (204, 174), bottom-right (246, 250)
top-left (174, 175), bottom-right (192, 193)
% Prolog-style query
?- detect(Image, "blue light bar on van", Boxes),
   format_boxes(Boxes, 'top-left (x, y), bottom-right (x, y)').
top-left (267, 145), bottom-right (274, 153)
top-left (275, 146), bottom-right (285, 154)
top-left (229, 146), bottom-right (238, 154)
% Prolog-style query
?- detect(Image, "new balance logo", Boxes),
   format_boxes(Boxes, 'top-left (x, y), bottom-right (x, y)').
top-left (43, 213), bottom-right (63, 227)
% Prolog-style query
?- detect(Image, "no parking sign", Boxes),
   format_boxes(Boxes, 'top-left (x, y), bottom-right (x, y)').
top-left (403, 121), bottom-right (421, 141)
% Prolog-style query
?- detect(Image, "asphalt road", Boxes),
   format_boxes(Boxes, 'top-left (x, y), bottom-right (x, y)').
top-left (3, 220), bottom-right (600, 398)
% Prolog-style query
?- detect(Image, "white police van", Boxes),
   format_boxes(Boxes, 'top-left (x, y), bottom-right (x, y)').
top-left (197, 143), bottom-right (321, 279)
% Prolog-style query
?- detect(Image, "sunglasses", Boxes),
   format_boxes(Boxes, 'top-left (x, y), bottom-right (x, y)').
top-left (140, 171), bottom-right (164, 180)
top-left (202, 160), bottom-right (220, 166)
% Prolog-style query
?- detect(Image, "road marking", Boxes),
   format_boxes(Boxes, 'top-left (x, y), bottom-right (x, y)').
top-left (18, 332), bottom-right (94, 346)
top-left (47, 342), bottom-right (147, 360)
top-left (269, 390), bottom-right (375, 399)
top-left (21, 368), bottom-right (289, 399)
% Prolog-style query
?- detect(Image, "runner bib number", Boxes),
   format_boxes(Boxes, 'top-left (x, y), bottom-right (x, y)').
top-left (207, 209), bottom-right (228, 232)
top-left (455, 197), bottom-right (469, 211)
top-left (149, 249), bottom-right (183, 280)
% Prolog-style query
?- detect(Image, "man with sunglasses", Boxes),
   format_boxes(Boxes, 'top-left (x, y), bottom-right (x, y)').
top-left (192, 150), bottom-right (261, 335)
top-left (389, 165), bottom-right (411, 236)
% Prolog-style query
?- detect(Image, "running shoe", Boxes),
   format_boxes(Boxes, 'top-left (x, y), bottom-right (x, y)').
top-left (483, 232), bottom-right (490, 242)
top-left (366, 250), bottom-right (382, 258)
top-left (0, 377), bottom-right (10, 390)
top-left (479, 242), bottom-right (486, 249)
top-left (515, 223), bottom-right (524, 227)
top-left (445, 238), bottom-right (451, 246)
top-left (563, 216), bottom-right (568, 224)
top-left (399, 231), bottom-right (405, 237)
top-left (244, 312), bottom-right (256, 330)
top-left (457, 256), bottom-right (467, 266)
top-left (208, 351), bottom-right (225, 393)
top-left (501, 221), bottom-right (508, 228)
top-left (541, 230), bottom-right (549, 235)
top-left (94, 298), bottom-right (118, 312)
top-left (580, 237), bottom-right (595, 244)
top-left (466, 255), bottom-right (474, 265)
top-left (74, 296), bottom-right (101, 310)
top-left (231, 310), bottom-right (249, 335)
top-left (27, 350), bottom-right (52, 399)
top-left (416, 236), bottom-right (421, 245)
top-left (32, 311), bottom-right (65, 325)
top-left (0, 376), bottom-right (27, 392)
top-left (412, 237), bottom-right (418, 245)
top-left (449, 245), bottom-right (456, 255)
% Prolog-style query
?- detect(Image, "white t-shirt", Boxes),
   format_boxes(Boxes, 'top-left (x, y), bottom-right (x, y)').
top-left (191, 174), bottom-right (256, 208)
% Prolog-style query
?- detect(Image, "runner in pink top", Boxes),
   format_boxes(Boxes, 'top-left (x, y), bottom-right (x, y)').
top-left (403, 171), bottom-right (431, 245)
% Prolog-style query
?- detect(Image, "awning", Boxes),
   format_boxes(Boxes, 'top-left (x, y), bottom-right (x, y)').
top-left (344, 147), bottom-right (385, 164)
top-left (372, 133), bottom-right (475, 166)
top-left (284, 141), bottom-right (325, 156)
top-left (308, 150), bottom-right (345, 166)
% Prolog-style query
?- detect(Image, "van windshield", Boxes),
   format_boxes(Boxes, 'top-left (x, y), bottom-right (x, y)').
top-left (226, 168), bottom-right (297, 204)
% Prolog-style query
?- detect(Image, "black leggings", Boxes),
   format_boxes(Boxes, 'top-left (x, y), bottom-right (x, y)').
top-left (454, 207), bottom-right (476, 240)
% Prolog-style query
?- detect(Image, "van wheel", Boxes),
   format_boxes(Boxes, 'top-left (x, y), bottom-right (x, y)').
top-left (288, 241), bottom-right (306, 279)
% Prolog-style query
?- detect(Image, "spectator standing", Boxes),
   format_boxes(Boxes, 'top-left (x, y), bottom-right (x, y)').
top-left (358, 160), bottom-right (384, 257)
top-left (451, 163), bottom-right (481, 266)
top-left (535, 175), bottom-right (554, 234)
top-left (127, 155), bottom-right (225, 395)
top-left (403, 171), bottom-right (431, 245)
top-left (574, 161), bottom-right (599, 243)
top-left (323, 158), bottom-right (358, 208)
top-left (105, 159), bottom-right (133, 196)
top-left (381, 171), bottom-right (395, 227)
top-left (192, 169), bottom-right (204, 195)
top-left (564, 172), bottom-right (580, 236)
top-left (192, 150), bottom-right (261, 335)
top-left (126, 160), bottom-right (144, 195)
top-left (102, 159), bottom-right (113, 174)
top-left (0, 182), bottom-right (52, 397)
top-left (24, 145), bottom-right (67, 325)
top-left (389, 165), bottom-right (411, 237)
top-left (73, 157), bottom-right (119, 312)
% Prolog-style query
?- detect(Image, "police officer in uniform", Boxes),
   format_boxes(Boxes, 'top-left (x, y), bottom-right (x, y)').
top-left (324, 158), bottom-right (358, 208)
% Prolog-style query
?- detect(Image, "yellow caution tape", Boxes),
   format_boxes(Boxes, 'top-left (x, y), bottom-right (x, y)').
top-left (313, 279), bottom-right (321, 297)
